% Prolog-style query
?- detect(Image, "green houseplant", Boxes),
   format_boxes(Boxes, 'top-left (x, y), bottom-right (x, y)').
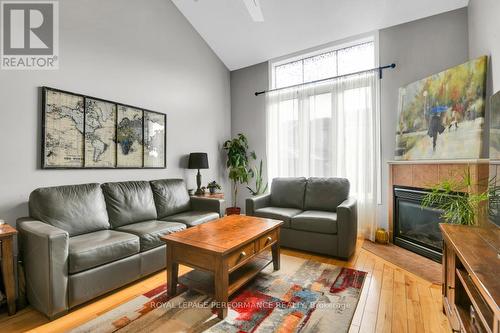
top-left (421, 168), bottom-right (489, 225)
top-left (247, 159), bottom-right (268, 196)
top-left (207, 181), bottom-right (221, 194)
top-left (223, 133), bottom-right (256, 214)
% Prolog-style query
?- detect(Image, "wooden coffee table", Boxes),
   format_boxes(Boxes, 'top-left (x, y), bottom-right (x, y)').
top-left (161, 214), bottom-right (283, 319)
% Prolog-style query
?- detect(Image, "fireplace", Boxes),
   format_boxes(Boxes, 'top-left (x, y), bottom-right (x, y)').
top-left (393, 187), bottom-right (444, 262)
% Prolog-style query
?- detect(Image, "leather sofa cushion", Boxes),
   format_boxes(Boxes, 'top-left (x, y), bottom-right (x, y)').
top-left (162, 211), bottom-right (219, 227)
top-left (68, 230), bottom-right (139, 274)
top-left (291, 210), bottom-right (338, 234)
top-left (150, 179), bottom-right (191, 218)
top-left (304, 177), bottom-right (350, 212)
top-left (101, 181), bottom-right (157, 228)
top-left (117, 220), bottom-right (186, 251)
top-left (29, 183), bottom-right (110, 236)
top-left (270, 177), bottom-right (307, 209)
top-left (254, 207), bottom-right (302, 228)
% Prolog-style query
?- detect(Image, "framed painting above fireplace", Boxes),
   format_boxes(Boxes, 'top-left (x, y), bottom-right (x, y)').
top-left (394, 56), bottom-right (488, 160)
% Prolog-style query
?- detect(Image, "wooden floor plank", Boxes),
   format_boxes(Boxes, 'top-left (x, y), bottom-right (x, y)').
top-left (430, 284), bottom-right (451, 333)
top-left (351, 253), bottom-right (376, 328)
top-left (417, 280), bottom-right (443, 333)
top-left (405, 275), bottom-right (425, 333)
top-left (359, 260), bottom-right (384, 333)
top-left (375, 264), bottom-right (394, 333)
top-left (391, 269), bottom-right (408, 333)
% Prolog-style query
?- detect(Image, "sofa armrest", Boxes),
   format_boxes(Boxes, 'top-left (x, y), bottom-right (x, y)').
top-left (190, 197), bottom-right (225, 217)
top-left (17, 217), bottom-right (69, 319)
top-left (246, 194), bottom-right (271, 216)
top-left (336, 197), bottom-right (358, 259)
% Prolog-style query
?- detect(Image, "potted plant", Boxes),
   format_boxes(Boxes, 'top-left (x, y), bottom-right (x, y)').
top-left (421, 168), bottom-right (489, 225)
top-left (207, 181), bottom-right (221, 194)
top-left (223, 133), bottom-right (256, 215)
top-left (247, 159), bottom-right (268, 196)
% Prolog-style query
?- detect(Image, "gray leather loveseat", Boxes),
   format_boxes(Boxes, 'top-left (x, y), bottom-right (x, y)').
top-left (246, 177), bottom-right (357, 259)
top-left (17, 179), bottom-right (224, 319)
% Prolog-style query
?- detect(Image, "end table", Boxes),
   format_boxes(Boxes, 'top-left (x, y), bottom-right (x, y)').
top-left (0, 223), bottom-right (17, 315)
top-left (191, 192), bottom-right (224, 199)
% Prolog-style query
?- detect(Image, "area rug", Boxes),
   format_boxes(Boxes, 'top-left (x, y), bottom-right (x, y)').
top-left (362, 240), bottom-right (441, 284)
top-left (70, 255), bottom-right (367, 333)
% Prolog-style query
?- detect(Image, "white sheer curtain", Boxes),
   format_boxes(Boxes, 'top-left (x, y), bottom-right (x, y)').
top-left (266, 71), bottom-right (379, 240)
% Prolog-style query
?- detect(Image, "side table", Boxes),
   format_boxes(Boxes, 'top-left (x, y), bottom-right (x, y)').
top-left (191, 192), bottom-right (224, 199)
top-left (0, 224), bottom-right (17, 315)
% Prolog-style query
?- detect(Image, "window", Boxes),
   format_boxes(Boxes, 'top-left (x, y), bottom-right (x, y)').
top-left (269, 39), bottom-right (377, 182)
top-left (272, 41), bottom-right (375, 89)
top-left (266, 37), bottom-right (380, 239)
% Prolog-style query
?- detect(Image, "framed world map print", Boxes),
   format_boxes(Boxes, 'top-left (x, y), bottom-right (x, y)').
top-left (144, 111), bottom-right (166, 168)
top-left (41, 87), bottom-right (167, 169)
top-left (84, 98), bottom-right (116, 168)
top-left (43, 89), bottom-right (85, 168)
top-left (117, 105), bottom-right (143, 168)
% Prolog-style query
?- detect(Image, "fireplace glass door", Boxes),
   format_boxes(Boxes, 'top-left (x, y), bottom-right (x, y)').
top-left (394, 187), bottom-right (444, 262)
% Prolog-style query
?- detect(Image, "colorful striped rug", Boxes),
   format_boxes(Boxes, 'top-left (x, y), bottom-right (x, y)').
top-left (70, 255), bottom-right (367, 333)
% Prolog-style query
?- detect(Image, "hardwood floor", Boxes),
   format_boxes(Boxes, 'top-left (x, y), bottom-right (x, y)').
top-left (0, 238), bottom-right (451, 333)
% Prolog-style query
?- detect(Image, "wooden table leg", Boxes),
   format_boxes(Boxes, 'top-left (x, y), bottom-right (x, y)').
top-left (214, 258), bottom-right (228, 319)
top-left (166, 246), bottom-right (178, 296)
top-left (272, 242), bottom-right (280, 271)
top-left (1, 237), bottom-right (16, 315)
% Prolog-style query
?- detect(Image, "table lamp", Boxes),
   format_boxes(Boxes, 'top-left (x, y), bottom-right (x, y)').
top-left (188, 153), bottom-right (209, 195)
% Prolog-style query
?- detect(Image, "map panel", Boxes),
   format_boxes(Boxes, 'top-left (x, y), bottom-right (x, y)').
top-left (117, 105), bottom-right (143, 167)
top-left (43, 89), bottom-right (85, 168)
top-left (144, 111), bottom-right (166, 168)
top-left (84, 98), bottom-right (116, 167)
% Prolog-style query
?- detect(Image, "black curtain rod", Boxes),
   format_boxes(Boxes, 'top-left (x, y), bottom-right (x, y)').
top-left (254, 63), bottom-right (396, 96)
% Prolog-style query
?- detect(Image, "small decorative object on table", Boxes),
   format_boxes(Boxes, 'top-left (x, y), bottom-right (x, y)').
top-left (207, 181), bottom-right (221, 194)
top-left (375, 228), bottom-right (389, 244)
top-left (188, 152), bottom-right (209, 195)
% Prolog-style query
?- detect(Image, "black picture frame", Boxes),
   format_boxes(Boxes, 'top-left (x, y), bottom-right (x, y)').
top-left (84, 96), bottom-right (117, 168)
top-left (143, 109), bottom-right (167, 168)
top-left (41, 86), bottom-right (167, 169)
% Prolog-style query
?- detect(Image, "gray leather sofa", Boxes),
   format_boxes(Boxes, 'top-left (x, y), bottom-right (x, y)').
top-left (246, 177), bottom-right (357, 259)
top-left (17, 179), bottom-right (224, 319)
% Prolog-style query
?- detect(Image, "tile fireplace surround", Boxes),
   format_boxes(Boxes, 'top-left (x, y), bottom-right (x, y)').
top-left (387, 159), bottom-right (490, 241)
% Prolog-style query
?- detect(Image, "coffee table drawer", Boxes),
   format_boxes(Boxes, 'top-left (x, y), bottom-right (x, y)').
top-left (227, 242), bottom-right (255, 270)
top-left (257, 229), bottom-right (278, 250)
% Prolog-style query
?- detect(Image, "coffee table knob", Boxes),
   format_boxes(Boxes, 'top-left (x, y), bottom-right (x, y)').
top-left (267, 236), bottom-right (272, 243)
top-left (240, 251), bottom-right (247, 257)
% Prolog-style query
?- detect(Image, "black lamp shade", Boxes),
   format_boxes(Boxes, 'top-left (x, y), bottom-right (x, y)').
top-left (188, 153), bottom-right (209, 169)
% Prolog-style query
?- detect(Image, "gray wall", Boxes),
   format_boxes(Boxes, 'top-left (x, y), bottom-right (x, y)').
top-left (230, 62), bottom-right (269, 210)
top-left (378, 8), bottom-right (469, 227)
top-left (468, 0), bottom-right (500, 93)
top-left (229, 9), bottom-right (469, 226)
top-left (0, 0), bottom-right (231, 233)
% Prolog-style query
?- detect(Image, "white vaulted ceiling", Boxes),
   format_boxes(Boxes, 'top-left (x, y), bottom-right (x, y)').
top-left (172, 0), bottom-right (469, 70)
